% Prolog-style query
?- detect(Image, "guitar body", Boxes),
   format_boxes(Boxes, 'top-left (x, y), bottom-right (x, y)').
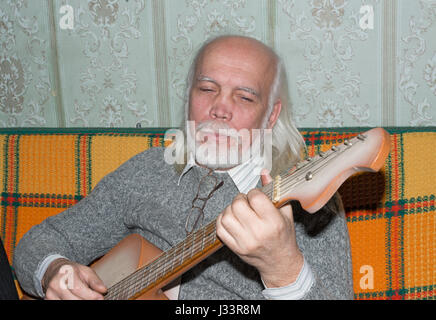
top-left (91, 234), bottom-right (169, 300)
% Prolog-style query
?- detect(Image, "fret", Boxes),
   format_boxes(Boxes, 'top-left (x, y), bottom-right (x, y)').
top-left (152, 259), bottom-right (158, 285)
top-left (201, 223), bottom-right (206, 251)
top-left (191, 231), bottom-right (196, 260)
top-left (117, 286), bottom-right (127, 300)
top-left (212, 222), bottom-right (216, 243)
top-left (180, 236), bottom-right (187, 266)
top-left (169, 243), bottom-right (176, 272)
top-left (170, 242), bottom-right (180, 270)
top-left (140, 260), bottom-right (156, 292)
top-left (143, 266), bottom-right (153, 292)
top-left (159, 251), bottom-right (167, 281)
top-left (176, 240), bottom-right (184, 266)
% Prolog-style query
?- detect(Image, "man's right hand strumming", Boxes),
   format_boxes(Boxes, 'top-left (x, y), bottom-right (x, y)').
top-left (42, 258), bottom-right (107, 300)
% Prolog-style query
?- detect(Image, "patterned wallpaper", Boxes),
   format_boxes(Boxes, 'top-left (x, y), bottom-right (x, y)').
top-left (0, 0), bottom-right (435, 128)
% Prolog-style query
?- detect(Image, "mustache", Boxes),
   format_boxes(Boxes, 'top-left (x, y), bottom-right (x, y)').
top-left (195, 121), bottom-right (240, 139)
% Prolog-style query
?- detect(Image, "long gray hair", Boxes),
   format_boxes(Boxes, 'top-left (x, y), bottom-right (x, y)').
top-left (174, 35), bottom-right (306, 177)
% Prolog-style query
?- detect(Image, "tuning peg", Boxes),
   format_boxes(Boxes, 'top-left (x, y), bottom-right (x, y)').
top-left (305, 171), bottom-right (313, 181)
top-left (357, 134), bottom-right (366, 141)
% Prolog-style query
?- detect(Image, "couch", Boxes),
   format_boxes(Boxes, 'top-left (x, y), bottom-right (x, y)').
top-left (0, 127), bottom-right (434, 300)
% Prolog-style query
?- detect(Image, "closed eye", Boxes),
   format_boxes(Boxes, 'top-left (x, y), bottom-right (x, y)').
top-left (236, 87), bottom-right (259, 103)
top-left (200, 88), bottom-right (214, 92)
top-left (240, 96), bottom-right (254, 103)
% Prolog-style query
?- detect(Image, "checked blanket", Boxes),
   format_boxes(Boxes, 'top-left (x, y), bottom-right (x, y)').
top-left (0, 127), bottom-right (434, 300)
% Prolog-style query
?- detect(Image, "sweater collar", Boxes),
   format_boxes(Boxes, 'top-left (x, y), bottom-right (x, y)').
top-left (178, 151), bottom-right (265, 194)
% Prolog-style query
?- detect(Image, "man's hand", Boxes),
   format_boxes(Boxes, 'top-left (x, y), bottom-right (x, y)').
top-left (216, 170), bottom-right (304, 288)
top-left (42, 258), bottom-right (107, 300)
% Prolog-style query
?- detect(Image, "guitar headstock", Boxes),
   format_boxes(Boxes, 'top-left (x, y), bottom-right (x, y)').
top-left (267, 128), bottom-right (390, 213)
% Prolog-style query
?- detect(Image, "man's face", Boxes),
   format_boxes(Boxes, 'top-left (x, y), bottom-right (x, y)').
top-left (188, 38), bottom-right (280, 169)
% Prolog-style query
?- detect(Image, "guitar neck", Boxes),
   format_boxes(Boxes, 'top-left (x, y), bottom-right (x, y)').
top-left (104, 218), bottom-right (223, 300)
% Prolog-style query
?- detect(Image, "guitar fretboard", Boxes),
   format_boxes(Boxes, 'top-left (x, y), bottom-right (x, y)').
top-left (104, 218), bottom-right (220, 300)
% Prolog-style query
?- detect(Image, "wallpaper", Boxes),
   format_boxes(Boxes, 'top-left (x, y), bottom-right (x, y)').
top-left (0, 0), bottom-right (435, 128)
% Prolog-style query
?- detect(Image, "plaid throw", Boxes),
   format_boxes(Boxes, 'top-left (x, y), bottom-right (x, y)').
top-left (0, 127), bottom-right (434, 300)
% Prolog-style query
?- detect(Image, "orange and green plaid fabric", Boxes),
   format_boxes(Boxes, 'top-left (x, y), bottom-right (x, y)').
top-left (0, 127), bottom-right (434, 300)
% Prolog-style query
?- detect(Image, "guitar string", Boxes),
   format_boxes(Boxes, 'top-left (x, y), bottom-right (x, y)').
top-left (271, 145), bottom-right (346, 196)
top-left (266, 137), bottom-right (361, 199)
top-left (106, 136), bottom-right (362, 299)
top-left (262, 143), bottom-right (347, 198)
top-left (105, 224), bottom-right (218, 299)
top-left (105, 220), bottom-right (218, 299)
top-left (123, 226), bottom-right (218, 299)
top-left (130, 230), bottom-right (218, 299)
top-left (263, 149), bottom-right (339, 199)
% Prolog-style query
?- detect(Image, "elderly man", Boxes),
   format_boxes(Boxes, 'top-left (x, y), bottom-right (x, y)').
top-left (13, 35), bottom-right (353, 300)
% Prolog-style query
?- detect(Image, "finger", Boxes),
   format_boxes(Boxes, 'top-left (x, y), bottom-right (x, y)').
top-left (278, 202), bottom-right (294, 223)
top-left (260, 168), bottom-right (272, 186)
top-left (78, 267), bottom-right (107, 299)
top-left (220, 203), bottom-right (246, 235)
top-left (230, 193), bottom-right (270, 235)
top-left (89, 279), bottom-right (107, 295)
top-left (57, 286), bottom-right (83, 300)
top-left (246, 189), bottom-right (277, 220)
top-left (54, 265), bottom-right (96, 300)
top-left (230, 193), bottom-right (263, 227)
top-left (46, 268), bottom-right (83, 300)
top-left (233, 193), bottom-right (248, 202)
top-left (70, 280), bottom-right (104, 300)
top-left (216, 212), bottom-right (240, 253)
top-left (44, 288), bottom-right (61, 300)
top-left (84, 269), bottom-right (107, 294)
top-left (230, 193), bottom-right (255, 224)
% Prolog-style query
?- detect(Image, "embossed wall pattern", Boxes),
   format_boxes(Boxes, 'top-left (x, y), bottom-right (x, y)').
top-left (0, 0), bottom-right (435, 128)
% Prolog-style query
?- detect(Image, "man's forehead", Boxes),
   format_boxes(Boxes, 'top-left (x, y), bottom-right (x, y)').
top-left (202, 36), bottom-right (273, 57)
top-left (197, 39), bottom-right (275, 80)
top-left (199, 37), bottom-right (275, 66)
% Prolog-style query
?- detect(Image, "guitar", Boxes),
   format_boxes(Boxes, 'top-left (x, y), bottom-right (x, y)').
top-left (60, 128), bottom-right (391, 299)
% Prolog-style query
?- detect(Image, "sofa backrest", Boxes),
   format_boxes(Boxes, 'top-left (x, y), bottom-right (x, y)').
top-left (0, 127), bottom-right (434, 300)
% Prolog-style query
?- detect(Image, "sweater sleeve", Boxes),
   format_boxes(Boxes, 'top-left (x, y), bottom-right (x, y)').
top-left (12, 163), bottom-right (136, 298)
top-left (261, 255), bottom-right (315, 299)
top-left (297, 193), bottom-right (354, 300)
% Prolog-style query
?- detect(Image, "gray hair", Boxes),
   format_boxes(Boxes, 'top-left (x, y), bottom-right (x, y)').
top-left (178, 35), bottom-right (306, 177)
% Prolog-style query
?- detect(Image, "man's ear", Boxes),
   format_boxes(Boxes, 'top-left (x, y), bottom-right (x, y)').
top-left (266, 100), bottom-right (282, 129)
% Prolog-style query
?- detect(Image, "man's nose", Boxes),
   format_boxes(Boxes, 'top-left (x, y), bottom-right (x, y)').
top-left (210, 93), bottom-right (232, 121)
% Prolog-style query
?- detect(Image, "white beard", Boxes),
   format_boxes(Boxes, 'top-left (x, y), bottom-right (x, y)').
top-left (163, 120), bottom-right (271, 174)
top-left (189, 120), bottom-right (243, 170)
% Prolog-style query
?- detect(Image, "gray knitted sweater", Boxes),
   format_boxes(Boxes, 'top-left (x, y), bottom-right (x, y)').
top-left (13, 147), bottom-right (354, 299)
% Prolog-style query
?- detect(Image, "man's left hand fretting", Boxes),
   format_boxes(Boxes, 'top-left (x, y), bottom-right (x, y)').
top-left (216, 171), bottom-right (304, 288)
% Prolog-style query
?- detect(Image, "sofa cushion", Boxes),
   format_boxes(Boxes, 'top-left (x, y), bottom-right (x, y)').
top-left (0, 127), bottom-right (434, 300)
